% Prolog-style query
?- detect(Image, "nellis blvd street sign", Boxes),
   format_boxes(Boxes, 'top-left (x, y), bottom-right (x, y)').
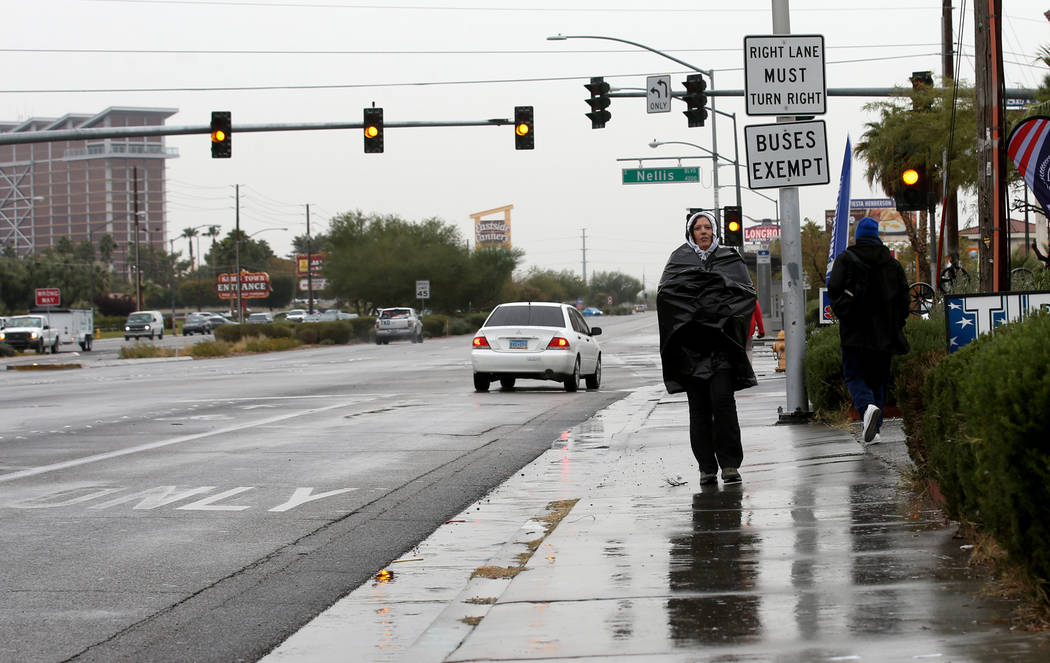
top-left (622, 167), bottom-right (699, 185)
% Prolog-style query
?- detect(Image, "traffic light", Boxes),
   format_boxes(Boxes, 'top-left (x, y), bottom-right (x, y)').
top-left (363, 107), bottom-right (384, 153)
top-left (210, 111), bottom-right (231, 158)
top-left (514, 106), bottom-right (534, 150)
top-left (894, 164), bottom-right (931, 212)
top-left (723, 205), bottom-right (743, 246)
top-left (584, 76), bottom-right (611, 129)
top-left (682, 74), bottom-right (708, 128)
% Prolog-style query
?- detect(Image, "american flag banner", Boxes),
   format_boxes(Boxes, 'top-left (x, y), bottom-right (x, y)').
top-left (1007, 116), bottom-right (1050, 216)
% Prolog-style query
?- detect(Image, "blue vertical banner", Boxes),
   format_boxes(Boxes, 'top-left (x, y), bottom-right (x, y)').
top-left (825, 136), bottom-right (852, 285)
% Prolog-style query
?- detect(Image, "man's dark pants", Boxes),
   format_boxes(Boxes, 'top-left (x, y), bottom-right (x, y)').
top-left (841, 347), bottom-right (892, 431)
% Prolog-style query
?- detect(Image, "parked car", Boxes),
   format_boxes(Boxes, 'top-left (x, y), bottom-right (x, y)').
top-left (471, 302), bottom-right (602, 393)
top-left (317, 309), bottom-right (358, 322)
top-left (283, 309), bottom-right (307, 323)
top-left (375, 307), bottom-right (423, 344)
top-left (182, 312), bottom-right (214, 335)
top-left (206, 312), bottom-right (233, 328)
top-left (582, 307), bottom-right (603, 316)
top-left (246, 312), bottom-right (274, 324)
top-left (124, 310), bottom-right (165, 341)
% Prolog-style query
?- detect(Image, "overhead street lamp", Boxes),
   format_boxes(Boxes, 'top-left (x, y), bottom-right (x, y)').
top-left (547, 33), bottom-right (723, 225)
top-left (648, 138), bottom-right (740, 215)
top-left (234, 227), bottom-right (287, 324)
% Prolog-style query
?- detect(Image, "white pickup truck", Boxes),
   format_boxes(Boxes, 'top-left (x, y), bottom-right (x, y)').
top-left (0, 308), bottom-right (94, 353)
top-left (374, 307), bottom-right (423, 344)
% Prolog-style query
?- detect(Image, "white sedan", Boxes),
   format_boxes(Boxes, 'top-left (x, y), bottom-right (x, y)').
top-left (471, 302), bottom-right (602, 392)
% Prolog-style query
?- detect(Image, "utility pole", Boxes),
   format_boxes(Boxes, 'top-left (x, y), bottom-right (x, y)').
top-left (941, 0), bottom-right (960, 264)
top-left (235, 184), bottom-right (243, 323)
top-left (306, 204), bottom-right (314, 315)
top-left (581, 229), bottom-right (588, 286)
top-left (133, 167), bottom-right (142, 311)
top-left (974, 0), bottom-right (1009, 292)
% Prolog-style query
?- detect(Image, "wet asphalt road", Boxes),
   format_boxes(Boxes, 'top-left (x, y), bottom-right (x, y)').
top-left (0, 314), bottom-right (658, 662)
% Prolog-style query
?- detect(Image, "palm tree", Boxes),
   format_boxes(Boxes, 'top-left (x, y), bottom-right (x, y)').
top-left (181, 227), bottom-right (200, 274)
top-left (204, 225), bottom-right (221, 275)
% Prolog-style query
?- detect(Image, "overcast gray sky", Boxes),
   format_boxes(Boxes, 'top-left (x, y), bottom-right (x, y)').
top-left (4, 0), bottom-right (1048, 287)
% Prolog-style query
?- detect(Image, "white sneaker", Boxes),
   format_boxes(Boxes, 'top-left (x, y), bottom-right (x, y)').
top-left (862, 404), bottom-right (881, 443)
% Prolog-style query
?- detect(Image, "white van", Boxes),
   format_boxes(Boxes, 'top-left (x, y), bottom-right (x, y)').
top-left (124, 310), bottom-right (165, 340)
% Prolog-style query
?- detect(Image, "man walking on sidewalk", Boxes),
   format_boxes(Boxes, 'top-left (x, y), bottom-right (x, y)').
top-left (828, 217), bottom-right (910, 443)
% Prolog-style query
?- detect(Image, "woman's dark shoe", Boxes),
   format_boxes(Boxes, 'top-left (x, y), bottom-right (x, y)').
top-left (699, 471), bottom-right (718, 485)
top-left (721, 467), bottom-right (742, 484)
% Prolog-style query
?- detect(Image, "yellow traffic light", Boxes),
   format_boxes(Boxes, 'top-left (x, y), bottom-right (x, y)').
top-left (515, 123), bottom-right (530, 137)
top-left (902, 168), bottom-right (920, 186)
top-left (211, 129), bottom-right (226, 143)
top-left (364, 125), bottom-right (379, 139)
top-left (727, 220), bottom-right (741, 232)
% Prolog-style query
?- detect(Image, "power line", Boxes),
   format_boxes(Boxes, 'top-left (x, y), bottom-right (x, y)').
top-left (0, 53), bottom-right (954, 95)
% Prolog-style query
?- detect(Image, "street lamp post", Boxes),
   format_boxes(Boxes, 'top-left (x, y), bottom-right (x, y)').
top-left (648, 137), bottom-right (741, 211)
top-left (235, 226), bottom-right (287, 323)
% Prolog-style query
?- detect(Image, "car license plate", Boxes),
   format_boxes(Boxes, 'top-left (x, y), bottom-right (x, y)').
top-left (509, 338), bottom-right (528, 349)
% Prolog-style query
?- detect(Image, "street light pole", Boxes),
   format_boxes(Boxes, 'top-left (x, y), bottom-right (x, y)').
top-left (548, 33), bottom-right (722, 225)
top-left (648, 138), bottom-right (742, 209)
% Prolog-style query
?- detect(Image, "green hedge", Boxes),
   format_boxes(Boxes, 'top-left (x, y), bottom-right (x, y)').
top-left (803, 311), bottom-right (946, 418)
top-left (920, 312), bottom-right (1050, 590)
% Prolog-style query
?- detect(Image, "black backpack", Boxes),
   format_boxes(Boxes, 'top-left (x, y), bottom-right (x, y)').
top-left (830, 250), bottom-right (870, 320)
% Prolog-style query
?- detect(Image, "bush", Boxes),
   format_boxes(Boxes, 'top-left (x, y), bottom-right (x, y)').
top-left (423, 314), bottom-right (449, 338)
top-left (465, 312), bottom-right (489, 329)
top-left (448, 317), bottom-right (476, 336)
top-left (803, 324), bottom-right (847, 416)
top-left (349, 317), bottom-right (375, 342)
top-left (119, 343), bottom-right (175, 359)
top-left (0, 342), bottom-right (15, 357)
top-left (315, 321), bottom-right (352, 345)
top-left (921, 312), bottom-right (1050, 593)
top-left (215, 324), bottom-right (244, 343)
top-left (293, 324), bottom-right (320, 345)
top-left (893, 313), bottom-right (948, 466)
top-left (242, 336), bottom-right (301, 353)
top-left (190, 340), bottom-right (232, 357)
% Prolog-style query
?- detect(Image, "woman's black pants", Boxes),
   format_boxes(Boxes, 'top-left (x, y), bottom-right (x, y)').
top-left (685, 369), bottom-right (743, 474)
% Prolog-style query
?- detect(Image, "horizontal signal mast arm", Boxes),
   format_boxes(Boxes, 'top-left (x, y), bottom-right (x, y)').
top-left (0, 118), bottom-right (514, 146)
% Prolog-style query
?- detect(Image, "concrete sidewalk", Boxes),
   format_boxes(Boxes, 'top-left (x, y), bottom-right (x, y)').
top-left (263, 352), bottom-right (1048, 662)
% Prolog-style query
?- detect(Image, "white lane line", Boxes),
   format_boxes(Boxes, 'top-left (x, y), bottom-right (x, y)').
top-left (0, 400), bottom-right (362, 484)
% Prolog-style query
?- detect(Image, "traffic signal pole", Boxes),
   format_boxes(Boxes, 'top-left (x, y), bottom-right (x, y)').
top-left (0, 118), bottom-right (517, 147)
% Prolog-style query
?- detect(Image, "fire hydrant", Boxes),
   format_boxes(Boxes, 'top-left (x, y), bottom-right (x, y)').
top-left (772, 330), bottom-right (787, 372)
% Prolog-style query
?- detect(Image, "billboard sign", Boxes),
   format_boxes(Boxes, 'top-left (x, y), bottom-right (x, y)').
top-left (216, 272), bottom-right (272, 299)
top-left (295, 253), bottom-right (325, 277)
top-left (745, 224), bottom-right (781, 242)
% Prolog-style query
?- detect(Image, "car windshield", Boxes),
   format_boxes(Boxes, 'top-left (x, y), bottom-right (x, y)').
top-left (9, 316), bottom-right (43, 327)
top-left (380, 309), bottom-right (411, 319)
top-left (128, 313), bottom-right (152, 323)
top-left (485, 305), bottom-right (565, 328)
top-left (187, 314), bottom-right (206, 322)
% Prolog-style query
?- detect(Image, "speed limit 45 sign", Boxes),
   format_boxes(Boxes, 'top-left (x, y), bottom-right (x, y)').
top-left (416, 280), bottom-right (430, 299)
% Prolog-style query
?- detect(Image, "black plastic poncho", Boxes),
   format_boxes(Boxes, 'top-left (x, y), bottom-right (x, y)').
top-left (657, 244), bottom-right (758, 394)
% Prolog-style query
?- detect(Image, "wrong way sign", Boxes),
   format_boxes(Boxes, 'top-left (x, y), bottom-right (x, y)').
top-left (744, 119), bottom-right (829, 190)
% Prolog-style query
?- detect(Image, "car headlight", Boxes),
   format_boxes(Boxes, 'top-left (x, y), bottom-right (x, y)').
top-left (29, 332), bottom-right (39, 340)
top-left (125, 326), bottom-right (131, 331)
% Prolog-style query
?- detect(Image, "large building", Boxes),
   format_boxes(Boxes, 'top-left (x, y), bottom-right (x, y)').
top-left (0, 107), bottom-right (178, 275)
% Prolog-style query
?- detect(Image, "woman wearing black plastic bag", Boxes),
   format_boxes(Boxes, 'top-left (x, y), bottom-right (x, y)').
top-left (657, 211), bottom-right (758, 486)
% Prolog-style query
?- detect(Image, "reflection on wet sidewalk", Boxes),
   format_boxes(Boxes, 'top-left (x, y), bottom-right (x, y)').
top-left (265, 372), bottom-right (1050, 663)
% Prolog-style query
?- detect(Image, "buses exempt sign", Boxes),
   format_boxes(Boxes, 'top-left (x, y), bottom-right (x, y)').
top-left (744, 119), bottom-right (829, 190)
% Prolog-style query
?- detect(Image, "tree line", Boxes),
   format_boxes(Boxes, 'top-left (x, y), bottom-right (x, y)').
top-left (0, 210), bottom-right (644, 317)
